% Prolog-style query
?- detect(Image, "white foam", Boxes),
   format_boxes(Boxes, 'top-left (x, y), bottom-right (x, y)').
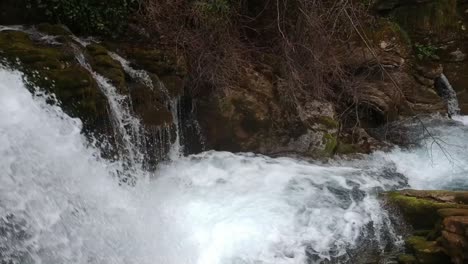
top-left (1, 65), bottom-right (467, 264)
top-left (453, 115), bottom-right (468, 126)
top-left (375, 118), bottom-right (468, 190)
top-left (0, 65), bottom-right (403, 264)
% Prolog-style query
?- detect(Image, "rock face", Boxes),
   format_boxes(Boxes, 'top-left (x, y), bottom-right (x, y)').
top-left (386, 190), bottom-right (468, 264)
top-left (374, 0), bottom-right (468, 115)
top-left (195, 65), bottom-right (341, 158)
top-left (194, 13), bottom-right (452, 157)
top-left (0, 25), bottom-right (187, 164)
top-left (1, 0), bottom-right (467, 159)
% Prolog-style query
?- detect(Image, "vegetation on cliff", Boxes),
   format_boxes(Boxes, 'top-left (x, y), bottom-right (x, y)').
top-left (1, 0), bottom-right (467, 157)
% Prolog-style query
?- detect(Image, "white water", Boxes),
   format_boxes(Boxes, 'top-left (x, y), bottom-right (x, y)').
top-left (378, 116), bottom-right (468, 190)
top-left (108, 52), bottom-right (154, 89)
top-left (107, 50), bottom-right (183, 160)
top-left (437, 73), bottom-right (461, 117)
top-left (75, 53), bottom-right (147, 176)
top-left (1, 66), bottom-right (467, 264)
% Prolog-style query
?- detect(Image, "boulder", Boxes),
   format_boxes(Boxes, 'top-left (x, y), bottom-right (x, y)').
top-left (386, 190), bottom-right (468, 264)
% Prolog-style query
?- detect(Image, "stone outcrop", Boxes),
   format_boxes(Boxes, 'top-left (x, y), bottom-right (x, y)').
top-left (0, 25), bottom-right (187, 162)
top-left (374, 0), bottom-right (468, 115)
top-left (386, 190), bottom-right (468, 264)
top-left (194, 64), bottom-right (345, 158)
top-left (1, 0), bottom-right (468, 159)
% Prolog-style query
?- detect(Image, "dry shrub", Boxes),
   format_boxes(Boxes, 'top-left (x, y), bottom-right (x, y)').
top-left (141, 0), bottom-right (248, 94)
top-left (139, 0), bottom-right (369, 104)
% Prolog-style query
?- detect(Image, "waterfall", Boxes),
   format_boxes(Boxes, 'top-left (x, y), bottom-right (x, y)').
top-left (107, 50), bottom-right (183, 160)
top-left (2, 63), bottom-right (468, 264)
top-left (75, 52), bottom-right (147, 183)
top-left (436, 73), bottom-right (461, 117)
top-left (0, 65), bottom-right (399, 264)
top-left (108, 52), bottom-right (155, 90)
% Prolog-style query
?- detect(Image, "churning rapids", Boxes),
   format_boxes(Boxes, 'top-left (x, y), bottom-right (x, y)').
top-left (0, 65), bottom-right (467, 264)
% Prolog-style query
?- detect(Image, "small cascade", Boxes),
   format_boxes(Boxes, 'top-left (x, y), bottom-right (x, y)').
top-left (168, 97), bottom-right (184, 160)
top-left (75, 51), bottom-right (147, 182)
top-left (436, 73), bottom-right (460, 117)
top-left (108, 52), bottom-right (154, 89)
top-left (2, 57), bottom-right (468, 264)
top-left (107, 50), bottom-right (184, 161)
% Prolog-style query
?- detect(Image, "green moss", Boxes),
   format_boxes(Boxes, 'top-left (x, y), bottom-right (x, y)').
top-left (86, 44), bottom-right (108, 56)
top-left (93, 55), bottom-right (119, 68)
top-left (366, 19), bottom-right (411, 48)
top-left (405, 236), bottom-right (450, 264)
top-left (336, 143), bottom-right (359, 155)
top-left (388, 21), bottom-right (411, 46)
top-left (128, 48), bottom-right (187, 77)
top-left (414, 43), bottom-right (438, 60)
top-left (397, 254), bottom-right (417, 264)
top-left (322, 133), bottom-right (338, 156)
top-left (317, 116), bottom-right (339, 129)
top-left (387, 192), bottom-right (468, 229)
top-left (0, 30), bottom-right (108, 133)
top-left (86, 48), bottom-right (126, 93)
top-left (0, 30), bottom-right (74, 68)
top-left (36, 23), bottom-right (71, 36)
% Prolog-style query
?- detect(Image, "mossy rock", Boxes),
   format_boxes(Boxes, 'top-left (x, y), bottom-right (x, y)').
top-left (86, 44), bottom-right (109, 56)
top-left (366, 19), bottom-right (412, 48)
top-left (322, 133), bottom-right (338, 157)
top-left (315, 116), bottom-right (339, 129)
top-left (438, 208), bottom-right (468, 217)
top-left (128, 82), bottom-right (173, 127)
top-left (0, 30), bottom-right (74, 66)
top-left (36, 23), bottom-right (71, 36)
top-left (86, 45), bottom-right (126, 93)
top-left (386, 191), bottom-right (468, 229)
top-left (335, 143), bottom-right (360, 155)
top-left (405, 236), bottom-right (451, 264)
top-left (125, 48), bottom-right (187, 77)
top-left (397, 254), bottom-right (417, 264)
top-left (0, 30), bottom-right (109, 135)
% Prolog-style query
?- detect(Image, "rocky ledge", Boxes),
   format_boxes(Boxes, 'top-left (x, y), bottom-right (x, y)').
top-left (386, 190), bottom-right (468, 264)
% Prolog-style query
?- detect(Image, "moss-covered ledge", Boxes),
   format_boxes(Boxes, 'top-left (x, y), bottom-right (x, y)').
top-left (385, 190), bottom-right (468, 264)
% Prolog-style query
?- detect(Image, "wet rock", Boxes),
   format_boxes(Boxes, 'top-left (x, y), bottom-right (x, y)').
top-left (386, 190), bottom-right (468, 264)
top-left (0, 29), bottom-right (110, 136)
top-left (439, 229), bottom-right (468, 264)
top-left (195, 65), bottom-right (342, 158)
top-left (86, 44), bottom-right (127, 94)
top-left (36, 23), bottom-right (71, 36)
top-left (406, 236), bottom-right (451, 264)
top-left (0, 27), bottom-right (186, 162)
top-left (438, 208), bottom-right (468, 218)
top-left (386, 190), bottom-right (468, 229)
top-left (397, 254), bottom-right (418, 264)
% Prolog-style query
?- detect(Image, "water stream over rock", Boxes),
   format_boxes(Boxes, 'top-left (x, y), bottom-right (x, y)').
top-left (0, 61), bottom-right (467, 264)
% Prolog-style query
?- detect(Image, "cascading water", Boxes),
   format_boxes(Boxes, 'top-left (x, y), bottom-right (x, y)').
top-left (436, 73), bottom-right (461, 117)
top-left (75, 52), bottom-right (147, 182)
top-left (1, 63), bottom-right (468, 264)
top-left (108, 52), bottom-right (155, 90)
top-left (107, 50), bottom-right (184, 160)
